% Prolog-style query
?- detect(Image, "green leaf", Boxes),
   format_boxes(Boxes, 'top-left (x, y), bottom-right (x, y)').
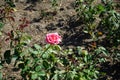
top-left (38, 71), bottom-right (46, 76)
top-left (21, 34), bottom-right (31, 44)
top-left (45, 44), bottom-right (51, 48)
top-left (83, 30), bottom-right (89, 33)
top-left (12, 55), bottom-right (18, 64)
top-left (43, 60), bottom-right (49, 69)
top-left (52, 74), bottom-right (58, 80)
top-left (20, 51), bottom-right (26, 57)
top-left (34, 44), bottom-right (41, 50)
top-left (66, 71), bottom-right (76, 80)
top-left (84, 56), bottom-right (87, 63)
top-left (67, 48), bottom-right (73, 54)
top-left (54, 45), bottom-right (61, 51)
top-left (42, 53), bottom-right (48, 58)
top-left (0, 31), bottom-right (2, 35)
top-left (0, 22), bottom-right (4, 30)
top-left (81, 50), bottom-right (88, 56)
top-left (32, 51), bottom-right (39, 55)
top-left (77, 46), bottom-right (82, 55)
top-left (35, 66), bottom-right (42, 71)
top-left (49, 54), bottom-right (56, 62)
top-left (94, 71), bottom-right (99, 79)
top-left (5, 0), bottom-right (15, 7)
top-left (96, 4), bottom-right (105, 13)
top-left (29, 48), bottom-right (39, 55)
top-left (0, 72), bottom-right (2, 80)
top-left (38, 77), bottom-right (42, 80)
top-left (4, 50), bottom-right (11, 64)
top-left (31, 73), bottom-right (38, 79)
top-left (95, 46), bottom-right (108, 56)
top-left (0, 65), bottom-right (2, 69)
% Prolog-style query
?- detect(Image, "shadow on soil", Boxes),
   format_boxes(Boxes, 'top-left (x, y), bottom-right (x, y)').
top-left (60, 16), bottom-right (91, 47)
top-left (99, 62), bottom-right (120, 80)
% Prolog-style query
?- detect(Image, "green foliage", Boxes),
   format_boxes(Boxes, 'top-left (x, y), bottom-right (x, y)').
top-left (0, 72), bottom-right (2, 80)
top-left (51, 0), bottom-right (58, 7)
top-left (0, 60), bottom-right (3, 80)
top-left (100, 10), bottom-right (120, 45)
top-left (5, 0), bottom-right (15, 7)
top-left (0, 0), bottom-right (31, 68)
top-left (76, 0), bottom-right (103, 40)
top-left (75, 0), bottom-right (120, 44)
top-left (0, 22), bottom-right (4, 30)
top-left (0, 22), bottom-right (4, 35)
top-left (18, 44), bottom-right (108, 80)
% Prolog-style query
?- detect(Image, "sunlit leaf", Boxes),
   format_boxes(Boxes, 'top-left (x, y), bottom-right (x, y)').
top-left (52, 74), bottom-right (58, 80)
top-left (0, 72), bottom-right (2, 80)
top-left (31, 72), bottom-right (38, 80)
top-left (35, 66), bottom-right (42, 71)
top-left (34, 44), bottom-right (41, 50)
top-left (38, 71), bottom-right (46, 76)
top-left (54, 45), bottom-right (61, 51)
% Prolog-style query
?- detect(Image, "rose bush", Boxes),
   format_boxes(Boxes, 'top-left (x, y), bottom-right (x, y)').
top-left (45, 32), bottom-right (62, 44)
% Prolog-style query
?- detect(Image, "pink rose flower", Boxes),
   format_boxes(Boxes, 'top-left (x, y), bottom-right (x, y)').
top-left (46, 33), bottom-right (62, 45)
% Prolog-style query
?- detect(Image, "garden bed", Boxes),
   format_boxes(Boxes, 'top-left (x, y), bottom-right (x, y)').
top-left (0, 0), bottom-right (120, 80)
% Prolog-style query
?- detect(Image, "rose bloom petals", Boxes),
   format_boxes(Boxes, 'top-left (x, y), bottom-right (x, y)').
top-left (46, 33), bottom-right (62, 45)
